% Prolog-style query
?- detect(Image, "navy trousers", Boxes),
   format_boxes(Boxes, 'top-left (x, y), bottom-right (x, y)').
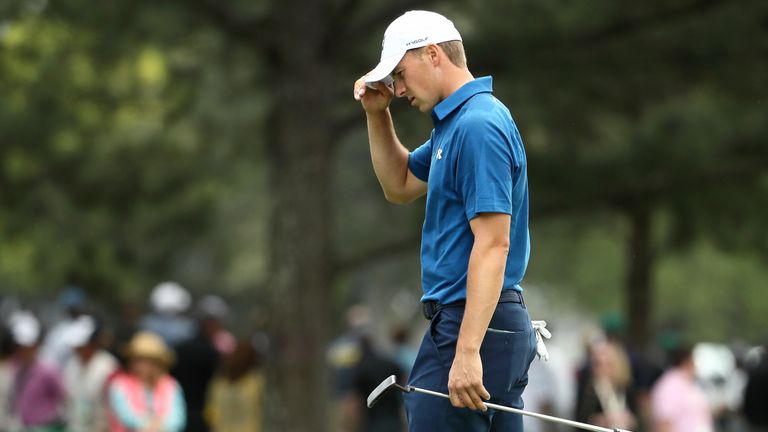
top-left (405, 300), bottom-right (537, 431)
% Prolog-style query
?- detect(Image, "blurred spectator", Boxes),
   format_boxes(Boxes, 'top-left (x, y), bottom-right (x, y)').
top-left (522, 356), bottom-right (558, 432)
top-left (112, 302), bottom-right (142, 365)
top-left (341, 336), bottom-right (404, 432)
top-left (575, 340), bottom-right (637, 430)
top-left (650, 345), bottom-right (714, 432)
top-left (390, 326), bottom-right (417, 380)
top-left (0, 324), bottom-right (16, 430)
top-left (327, 305), bottom-right (371, 398)
top-left (603, 313), bottom-right (660, 427)
top-left (107, 331), bottom-right (186, 432)
top-left (205, 339), bottom-right (264, 432)
top-left (171, 300), bottom-right (224, 432)
top-left (522, 324), bottom-right (576, 432)
top-left (744, 342), bottom-right (768, 431)
top-left (39, 286), bottom-right (87, 370)
top-left (327, 305), bottom-right (371, 430)
top-left (694, 343), bottom-right (748, 431)
top-left (140, 282), bottom-right (195, 347)
top-left (8, 311), bottom-right (68, 430)
top-left (62, 315), bottom-right (118, 432)
top-left (197, 295), bottom-right (236, 356)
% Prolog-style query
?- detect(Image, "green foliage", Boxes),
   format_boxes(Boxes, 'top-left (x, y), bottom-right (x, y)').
top-left (657, 241), bottom-right (768, 342)
top-left (1, 0), bottom-right (766, 340)
top-left (2, 3), bottom-right (768, 426)
top-left (0, 13), bottom-right (227, 298)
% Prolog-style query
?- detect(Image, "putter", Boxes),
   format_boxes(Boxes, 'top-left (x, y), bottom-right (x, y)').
top-left (368, 375), bottom-right (633, 432)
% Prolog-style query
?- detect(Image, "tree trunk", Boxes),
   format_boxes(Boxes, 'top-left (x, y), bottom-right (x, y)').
top-left (625, 207), bottom-right (654, 349)
top-left (264, 3), bottom-right (336, 430)
top-left (266, 79), bottom-right (334, 430)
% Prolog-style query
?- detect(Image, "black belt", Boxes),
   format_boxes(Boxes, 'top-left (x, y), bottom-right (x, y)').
top-left (422, 290), bottom-right (524, 320)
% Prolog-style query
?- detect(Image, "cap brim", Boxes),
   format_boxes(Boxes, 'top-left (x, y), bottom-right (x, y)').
top-left (364, 52), bottom-right (404, 88)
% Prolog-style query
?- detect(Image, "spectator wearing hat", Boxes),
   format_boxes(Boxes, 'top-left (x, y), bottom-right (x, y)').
top-left (107, 331), bottom-right (186, 432)
top-left (39, 286), bottom-right (88, 370)
top-left (140, 282), bottom-right (195, 348)
top-left (62, 315), bottom-right (118, 432)
top-left (8, 311), bottom-right (68, 431)
top-left (170, 296), bottom-right (230, 432)
top-left (196, 295), bottom-right (235, 356)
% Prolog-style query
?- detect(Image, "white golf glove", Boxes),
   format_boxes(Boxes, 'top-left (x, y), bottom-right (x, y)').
top-left (531, 320), bottom-right (551, 361)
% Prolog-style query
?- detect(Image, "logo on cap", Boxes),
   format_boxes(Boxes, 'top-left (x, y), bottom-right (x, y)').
top-left (406, 37), bottom-right (429, 46)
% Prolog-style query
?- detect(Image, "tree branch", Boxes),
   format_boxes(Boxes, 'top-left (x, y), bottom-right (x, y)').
top-left (478, 0), bottom-right (745, 72)
top-left (533, 151), bottom-right (768, 219)
top-left (572, 0), bottom-right (731, 46)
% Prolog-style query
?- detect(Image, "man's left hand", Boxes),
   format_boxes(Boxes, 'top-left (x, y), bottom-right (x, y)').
top-left (448, 349), bottom-right (491, 411)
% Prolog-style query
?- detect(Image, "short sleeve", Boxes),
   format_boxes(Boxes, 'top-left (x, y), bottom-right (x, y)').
top-left (407, 136), bottom-right (433, 182)
top-left (455, 114), bottom-right (516, 220)
top-left (650, 377), bottom-right (676, 421)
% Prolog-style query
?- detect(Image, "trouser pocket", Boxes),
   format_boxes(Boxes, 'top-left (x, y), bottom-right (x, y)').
top-left (430, 304), bottom-right (535, 398)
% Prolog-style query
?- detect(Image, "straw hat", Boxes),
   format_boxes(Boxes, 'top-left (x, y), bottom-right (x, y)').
top-left (124, 331), bottom-right (175, 368)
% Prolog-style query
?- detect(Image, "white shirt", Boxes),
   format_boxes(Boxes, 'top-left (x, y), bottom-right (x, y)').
top-left (0, 360), bottom-right (20, 431)
top-left (63, 350), bottom-right (118, 432)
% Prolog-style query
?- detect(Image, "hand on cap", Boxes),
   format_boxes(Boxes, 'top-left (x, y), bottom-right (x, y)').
top-left (354, 75), bottom-right (393, 114)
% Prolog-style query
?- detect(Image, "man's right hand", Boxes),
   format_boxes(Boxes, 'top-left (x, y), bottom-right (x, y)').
top-left (353, 76), bottom-right (394, 114)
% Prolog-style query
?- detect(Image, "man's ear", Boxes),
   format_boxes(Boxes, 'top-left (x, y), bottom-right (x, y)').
top-left (425, 44), bottom-right (441, 66)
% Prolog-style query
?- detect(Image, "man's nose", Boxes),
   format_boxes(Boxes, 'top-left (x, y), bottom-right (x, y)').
top-left (394, 80), bottom-right (406, 97)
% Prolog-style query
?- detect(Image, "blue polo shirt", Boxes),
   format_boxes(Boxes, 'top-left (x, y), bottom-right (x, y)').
top-left (407, 76), bottom-right (530, 304)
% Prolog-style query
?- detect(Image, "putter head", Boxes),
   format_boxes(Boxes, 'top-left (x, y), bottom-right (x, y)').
top-left (367, 375), bottom-right (409, 408)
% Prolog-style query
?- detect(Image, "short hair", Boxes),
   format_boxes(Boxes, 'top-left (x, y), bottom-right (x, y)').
top-left (438, 41), bottom-right (467, 68)
top-left (668, 344), bottom-right (693, 368)
top-left (410, 41), bottom-right (467, 68)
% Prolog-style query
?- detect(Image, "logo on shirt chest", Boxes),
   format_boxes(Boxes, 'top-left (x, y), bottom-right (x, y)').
top-left (436, 148), bottom-right (443, 160)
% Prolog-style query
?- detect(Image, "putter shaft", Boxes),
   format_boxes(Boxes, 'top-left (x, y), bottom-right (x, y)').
top-left (408, 386), bottom-right (630, 432)
top-left (368, 376), bottom-right (632, 432)
top-left (398, 386), bottom-right (630, 432)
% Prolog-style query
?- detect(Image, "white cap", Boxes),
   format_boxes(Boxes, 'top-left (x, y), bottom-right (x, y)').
top-left (8, 311), bottom-right (41, 347)
top-left (365, 10), bottom-right (462, 87)
top-left (150, 281), bottom-right (191, 314)
top-left (62, 315), bottom-right (97, 348)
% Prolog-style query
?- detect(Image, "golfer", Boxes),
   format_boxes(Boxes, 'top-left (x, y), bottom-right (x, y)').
top-left (354, 10), bottom-right (537, 431)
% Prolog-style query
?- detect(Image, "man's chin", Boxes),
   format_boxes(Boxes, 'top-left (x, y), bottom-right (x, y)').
top-left (417, 103), bottom-right (434, 113)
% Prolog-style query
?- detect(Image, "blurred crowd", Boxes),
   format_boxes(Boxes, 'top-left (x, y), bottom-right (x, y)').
top-left (3, 288), bottom-right (768, 432)
top-left (326, 305), bottom-right (415, 432)
top-left (523, 316), bottom-right (768, 432)
top-left (330, 307), bottom-right (768, 432)
top-left (0, 284), bottom-right (265, 432)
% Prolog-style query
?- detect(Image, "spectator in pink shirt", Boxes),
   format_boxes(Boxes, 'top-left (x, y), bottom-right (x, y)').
top-left (651, 345), bottom-right (714, 432)
top-left (8, 311), bottom-right (67, 431)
